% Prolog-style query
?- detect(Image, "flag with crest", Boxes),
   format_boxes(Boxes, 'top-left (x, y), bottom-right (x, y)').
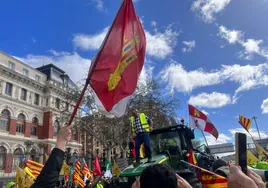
top-left (89, 0), bottom-right (146, 117)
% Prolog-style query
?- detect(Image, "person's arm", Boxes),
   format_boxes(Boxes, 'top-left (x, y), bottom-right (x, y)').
top-left (146, 116), bottom-right (153, 131)
top-left (31, 125), bottom-right (72, 188)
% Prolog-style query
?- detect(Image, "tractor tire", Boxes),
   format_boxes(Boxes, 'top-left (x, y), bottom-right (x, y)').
top-left (176, 171), bottom-right (202, 188)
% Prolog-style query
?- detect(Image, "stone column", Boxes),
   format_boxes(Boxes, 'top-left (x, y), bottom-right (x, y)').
top-left (24, 122), bottom-right (31, 137)
top-left (4, 153), bottom-right (13, 173)
top-left (9, 118), bottom-right (17, 135)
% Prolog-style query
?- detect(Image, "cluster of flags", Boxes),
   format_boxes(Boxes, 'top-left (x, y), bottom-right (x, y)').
top-left (15, 154), bottom-right (122, 188)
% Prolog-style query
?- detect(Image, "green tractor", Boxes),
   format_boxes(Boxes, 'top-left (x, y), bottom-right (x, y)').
top-left (118, 124), bottom-right (227, 188)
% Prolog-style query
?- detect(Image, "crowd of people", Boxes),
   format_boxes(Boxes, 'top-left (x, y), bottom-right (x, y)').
top-left (6, 117), bottom-right (268, 187)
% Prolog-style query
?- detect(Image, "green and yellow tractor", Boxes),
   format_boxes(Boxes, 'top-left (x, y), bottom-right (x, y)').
top-left (118, 124), bottom-right (227, 188)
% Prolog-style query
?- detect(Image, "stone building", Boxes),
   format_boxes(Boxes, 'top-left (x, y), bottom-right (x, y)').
top-left (0, 51), bottom-right (82, 186)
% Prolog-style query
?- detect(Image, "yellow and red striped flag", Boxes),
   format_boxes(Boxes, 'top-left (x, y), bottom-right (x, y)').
top-left (75, 160), bottom-right (83, 177)
top-left (73, 172), bottom-right (86, 187)
top-left (26, 159), bottom-right (44, 178)
top-left (239, 115), bottom-right (252, 131)
top-left (82, 159), bottom-right (93, 178)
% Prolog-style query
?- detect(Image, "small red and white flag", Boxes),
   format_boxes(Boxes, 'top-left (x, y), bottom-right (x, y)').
top-left (89, 0), bottom-right (146, 117)
top-left (188, 104), bottom-right (219, 139)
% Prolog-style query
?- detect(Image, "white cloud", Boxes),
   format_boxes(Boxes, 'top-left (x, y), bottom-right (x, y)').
top-left (73, 25), bottom-right (179, 59)
top-left (229, 128), bottom-right (268, 140)
top-left (160, 61), bottom-right (268, 102)
top-left (159, 61), bottom-right (222, 93)
top-left (138, 64), bottom-right (154, 87)
top-left (150, 21), bottom-right (157, 27)
top-left (73, 27), bottom-right (109, 51)
top-left (261, 98), bottom-right (268, 114)
top-left (206, 133), bottom-right (232, 145)
top-left (16, 51), bottom-right (91, 83)
top-left (182, 40), bottom-right (196, 52)
top-left (222, 64), bottom-right (268, 102)
top-left (218, 25), bottom-right (268, 60)
top-left (145, 28), bottom-right (179, 59)
top-left (218, 26), bottom-right (243, 44)
top-left (240, 39), bottom-right (263, 60)
top-left (191, 0), bottom-right (231, 23)
top-left (92, 0), bottom-right (106, 12)
top-left (189, 92), bottom-right (231, 108)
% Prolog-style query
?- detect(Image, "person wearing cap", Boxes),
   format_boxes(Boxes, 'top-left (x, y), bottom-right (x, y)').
top-left (6, 182), bottom-right (17, 188)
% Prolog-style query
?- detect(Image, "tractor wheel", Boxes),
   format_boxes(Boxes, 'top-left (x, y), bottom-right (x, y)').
top-left (176, 171), bottom-right (202, 188)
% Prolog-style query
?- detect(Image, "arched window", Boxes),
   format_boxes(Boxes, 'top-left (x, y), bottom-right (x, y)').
top-left (13, 148), bottom-right (23, 169)
top-left (53, 120), bottom-right (59, 137)
top-left (31, 117), bottom-right (38, 136)
top-left (30, 148), bottom-right (37, 162)
top-left (16, 113), bottom-right (25, 134)
top-left (0, 109), bottom-right (10, 131)
top-left (0, 146), bottom-right (7, 170)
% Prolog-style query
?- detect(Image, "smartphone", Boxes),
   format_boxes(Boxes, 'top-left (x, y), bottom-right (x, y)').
top-left (235, 132), bottom-right (247, 174)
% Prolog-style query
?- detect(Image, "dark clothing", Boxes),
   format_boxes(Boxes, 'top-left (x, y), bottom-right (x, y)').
top-left (31, 148), bottom-right (65, 188)
top-left (135, 132), bottom-right (152, 162)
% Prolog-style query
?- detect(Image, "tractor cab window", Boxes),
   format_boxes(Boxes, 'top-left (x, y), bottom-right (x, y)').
top-left (150, 131), bottom-right (182, 155)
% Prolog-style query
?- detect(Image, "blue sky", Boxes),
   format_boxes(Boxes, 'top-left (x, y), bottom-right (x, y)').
top-left (1, 0), bottom-right (268, 145)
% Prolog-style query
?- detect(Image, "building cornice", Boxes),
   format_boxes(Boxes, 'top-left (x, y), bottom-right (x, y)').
top-left (0, 65), bottom-right (45, 92)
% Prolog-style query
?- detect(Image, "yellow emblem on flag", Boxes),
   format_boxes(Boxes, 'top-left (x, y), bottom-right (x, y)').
top-left (108, 34), bottom-right (140, 92)
top-left (194, 109), bottom-right (200, 117)
top-left (112, 161), bottom-right (121, 177)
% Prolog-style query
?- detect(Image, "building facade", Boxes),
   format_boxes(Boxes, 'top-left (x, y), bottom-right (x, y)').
top-left (0, 51), bottom-right (82, 184)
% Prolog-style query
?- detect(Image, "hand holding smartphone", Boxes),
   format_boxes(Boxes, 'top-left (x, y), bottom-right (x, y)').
top-left (235, 132), bottom-right (247, 174)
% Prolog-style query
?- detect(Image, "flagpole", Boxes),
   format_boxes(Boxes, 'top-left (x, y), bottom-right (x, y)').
top-left (201, 131), bottom-right (209, 147)
top-left (252, 116), bottom-right (261, 140)
top-left (67, 0), bottom-right (126, 126)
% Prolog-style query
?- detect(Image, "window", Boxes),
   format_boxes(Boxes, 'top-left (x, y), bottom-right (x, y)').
top-left (13, 148), bottom-right (23, 170)
top-left (0, 146), bottom-right (6, 170)
top-left (0, 109), bottom-right (10, 131)
top-left (54, 120), bottom-right (59, 136)
top-left (23, 68), bottom-right (29, 77)
top-left (46, 98), bottom-right (49, 106)
top-left (31, 117), bottom-right (38, 136)
top-left (20, 88), bottom-right (27, 101)
top-left (8, 61), bottom-right (15, 70)
top-left (16, 113), bottom-right (25, 134)
top-left (65, 102), bottom-right (69, 111)
top-left (5, 82), bottom-right (13, 96)
top-left (34, 94), bottom-right (40, 105)
top-left (35, 75), bottom-right (40, 82)
top-left (55, 98), bottom-right (60, 109)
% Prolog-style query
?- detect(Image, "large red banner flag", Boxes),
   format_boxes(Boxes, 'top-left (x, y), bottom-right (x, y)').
top-left (189, 104), bottom-right (219, 139)
top-left (89, 0), bottom-right (146, 117)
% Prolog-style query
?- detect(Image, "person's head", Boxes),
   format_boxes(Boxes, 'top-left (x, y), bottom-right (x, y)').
top-left (140, 164), bottom-right (178, 188)
top-left (132, 109), bottom-right (138, 117)
top-left (6, 182), bottom-right (17, 188)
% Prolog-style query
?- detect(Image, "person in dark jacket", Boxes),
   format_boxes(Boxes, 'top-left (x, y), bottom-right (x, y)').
top-left (30, 124), bottom-right (72, 188)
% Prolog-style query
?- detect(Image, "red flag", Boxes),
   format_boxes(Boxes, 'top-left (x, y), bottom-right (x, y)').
top-left (93, 156), bottom-right (101, 176)
top-left (89, 0), bottom-right (146, 117)
top-left (189, 104), bottom-right (219, 139)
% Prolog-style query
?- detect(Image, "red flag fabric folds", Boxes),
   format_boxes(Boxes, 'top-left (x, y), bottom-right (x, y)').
top-left (89, 0), bottom-right (146, 117)
top-left (93, 156), bottom-right (102, 176)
